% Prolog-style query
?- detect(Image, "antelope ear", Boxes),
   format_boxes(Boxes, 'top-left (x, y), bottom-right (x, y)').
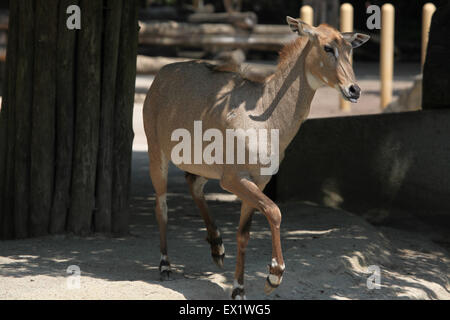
top-left (286, 16), bottom-right (318, 39)
top-left (342, 32), bottom-right (370, 48)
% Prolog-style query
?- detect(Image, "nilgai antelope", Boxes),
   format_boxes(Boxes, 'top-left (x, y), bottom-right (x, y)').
top-left (143, 17), bottom-right (369, 299)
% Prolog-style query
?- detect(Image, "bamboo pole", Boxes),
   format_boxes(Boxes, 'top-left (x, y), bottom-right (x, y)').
top-left (340, 3), bottom-right (353, 112)
top-left (421, 3), bottom-right (436, 69)
top-left (300, 5), bottom-right (314, 26)
top-left (380, 3), bottom-right (395, 109)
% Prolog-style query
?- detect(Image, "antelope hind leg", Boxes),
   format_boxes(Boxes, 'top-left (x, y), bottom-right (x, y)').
top-left (185, 172), bottom-right (225, 268)
top-left (149, 150), bottom-right (172, 281)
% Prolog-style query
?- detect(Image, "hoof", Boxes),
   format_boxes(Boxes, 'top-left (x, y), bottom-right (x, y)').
top-left (231, 287), bottom-right (246, 300)
top-left (264, 275), bottom-right (280, 295)
top-left (207, 235), bottom-right (225, 268)
top-left (159, 259), bottom-right (171, 281)
top-left (264, 259), bottom-right (285, 295)
top-left (212, 253), bottom-right (225, 268)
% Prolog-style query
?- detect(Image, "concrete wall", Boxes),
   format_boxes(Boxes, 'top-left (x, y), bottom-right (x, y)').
top-left (273, 110), bottom-right (450, 228)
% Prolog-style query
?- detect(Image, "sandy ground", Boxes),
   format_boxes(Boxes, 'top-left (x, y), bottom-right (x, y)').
top-left (0, 152), bottom-right (448, 300)
top-left (1, 62), bottom-right (449, 300)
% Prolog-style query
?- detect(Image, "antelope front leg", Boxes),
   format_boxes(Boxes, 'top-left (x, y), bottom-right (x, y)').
top-left (265, 220), bottom-right (285, 295)
top-left (221, 175), bottom-right (285, 298)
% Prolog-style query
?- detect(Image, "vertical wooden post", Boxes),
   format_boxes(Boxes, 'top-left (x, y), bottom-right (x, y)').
top-left (68, 0), bottom-right (103, 235)
top-left (340, 3), bottom-right (353, 112)
top-left (50, 0), bottom-right (78, 234)
top-left (112, 0), bottom-right (139, 235)
top-left (14, 0), bottom-right (35, 238)
top-left (96, 0), bottom-right (123, 233)
top-left (0, 0), bottom-right (18, 240)
top-left (421, 3), bottom-right (436, 69)
top-left (380, 3), bottom-right (395, 109)
top-left (300, 5), bottom-right (314, 26)
top-left (303, 0), bottom-right (339, 28)
top-left (0, 0), bottom-right (139, 239)
top-left (29, 0), bottom-right (59, 237)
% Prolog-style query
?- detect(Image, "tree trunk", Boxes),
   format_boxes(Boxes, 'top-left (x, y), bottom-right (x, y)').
top-left (0, 0), bottom-right (139, 240)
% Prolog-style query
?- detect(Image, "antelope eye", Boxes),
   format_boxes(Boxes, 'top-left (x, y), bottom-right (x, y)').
top-left (324, 46), bottom-right (334, 54)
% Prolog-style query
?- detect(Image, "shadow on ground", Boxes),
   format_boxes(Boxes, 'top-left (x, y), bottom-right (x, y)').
top-left (0, 151), bottom-right (448, 300)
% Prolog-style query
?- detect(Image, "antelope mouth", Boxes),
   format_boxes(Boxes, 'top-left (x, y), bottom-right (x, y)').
top-left (340, 88), bottom-right (359, 104)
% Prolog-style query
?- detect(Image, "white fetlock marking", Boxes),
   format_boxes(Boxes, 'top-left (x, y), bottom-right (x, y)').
top-left (160, 265), bottom-right (171, 272)
top-left (271, 258), bottom-right (277, 268)
top-left (269, 258), bottom-right (285, 285)
top-left (160, 254), bottom-right (170, 272)
top-left (217, 244), bottom-right (225, 255)
top-left (233, 280), bottom-right (246, 300)
top-left (233, 279), bottom-right (244, 290)
top-left (271, 258), bottom-right (285, 271)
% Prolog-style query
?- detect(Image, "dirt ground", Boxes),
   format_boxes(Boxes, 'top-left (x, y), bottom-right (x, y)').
top-left (1, 62), bottom-right (449, 300)
top-left (0, 151), bottom-right (448, 300)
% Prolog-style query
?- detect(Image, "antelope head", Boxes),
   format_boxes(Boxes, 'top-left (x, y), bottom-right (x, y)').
top-left (287, 16), bottom-right (370, 103)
